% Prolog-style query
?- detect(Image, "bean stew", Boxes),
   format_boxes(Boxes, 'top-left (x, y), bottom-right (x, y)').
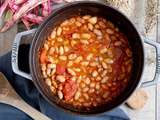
top-left (39, 15), bottom-right (132, 109)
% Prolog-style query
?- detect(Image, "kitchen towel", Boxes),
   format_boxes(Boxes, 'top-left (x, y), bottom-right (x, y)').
top-left (0, 51), bottom-right (130, 120)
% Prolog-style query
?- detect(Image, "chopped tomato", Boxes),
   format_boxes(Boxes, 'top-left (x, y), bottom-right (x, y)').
top-left (56, 64), bottom-right (66, 74)
top-left (63, 79), bottom-right (78, 101)
top-left (40, 50), bottom-right (47, 64)
top-left (112, 52), bottom-right (124, 75)
top-left (104, 33), bottom-right (111, 48)
top-left (75, 43), bottom-right (84, 51)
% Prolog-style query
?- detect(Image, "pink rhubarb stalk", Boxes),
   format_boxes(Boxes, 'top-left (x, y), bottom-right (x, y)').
top-left (15, 0), bottom-right (27, 4)
top-left (0, 0), bottom-right (47, 32)
top-left (51, 0), bottom-right (64, 3)
top-left (22, 18), bottom-right (30, 30)
top-left (42, 0), bottom-right (51, 17)
top-left (23, 13), bottom-right (44, 24)
top-left (8, 0), bottom-right (19, 13)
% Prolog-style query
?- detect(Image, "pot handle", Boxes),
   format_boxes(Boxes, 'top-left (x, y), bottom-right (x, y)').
top-left (141, 38), bottom-right (160, 87)
top-left (11, 29), bottom-right (37, 80)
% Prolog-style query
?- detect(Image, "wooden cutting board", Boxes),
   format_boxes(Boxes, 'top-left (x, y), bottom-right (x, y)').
top-left (0, 72), bottom-right (52, 120)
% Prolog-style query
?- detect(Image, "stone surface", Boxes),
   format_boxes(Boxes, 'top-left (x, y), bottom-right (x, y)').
top-left (0, 24), bottom-right (17, 56)
top-left (0, 0), bottom-right (159, 119)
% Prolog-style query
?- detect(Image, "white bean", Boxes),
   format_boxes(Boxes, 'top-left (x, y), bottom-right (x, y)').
top-left (57, 27), bottom-right (62, 36)
top-left (75, 56), bottom-right (83, 63)
top-left (47, 68), bottom-right (51, 76)
top-left (67, 61), bottom-right (73, 67)
top-left (47, 63), bottom-right (56, 69)
top-left (56, 75), bottom-right (65, 82)
top-left (92, 70), bottom-right (98, 77)
top-left (101, 76), bottom-right (109, 83)
top-left (89, 62), bottom-right (98, 67)
top-left (126, 48), bottom-right (132, 57)
top-left (83, 102), bottom-right (91, 107)
top-left (95, 83), bottom-right (100, 90)
top-left (57, 38), bottom-right (63, 43)
top-left (96, 97), bottom-right (101, 103)
top-left (68, 54), bottom-right (77, 60)
top-left (80, 82), bottom-right (86, 88)
top-left (42, 71), bottom-right (47, 78)
top-left (106, 28), bottom-right (114, 34)
top-left (67, 68), bottom-right (76, 76)
top-left (89, 88), bottom-right (95, 93)
top-left (51, 30), bottom-right (56, 39)
top-left (51, 68), bottom-right (56, 75)
top-left (83, 15), bottom-right (91, 20)
top-left (77, 17), bottom-right (85, 23)
top-left (108, 65), bottom-right (113, 73)
top-left (69, 18), bottom-right (76, 24)
top-left (58, 91), bottom-right (63, 99)
top-left (86, 53), bottom-right (93, 61)
top-left (72, 33), bottom-right (80, 39)
top-left (77, 76), bottom-right (82, 83)
top-left (52, 80), bottom-right (58, 88)
top-left (80, 39), bottom-right (89, 45)
top-left (81, 33), bottom-right (91, 39)
top-left (85, 77), bottom-right (90, 85)
top-left (41, 64), bottom-right (46, 71)
top-left (81, 61), bottom-right (89, 66)
top-left (49, 47), bottom-right (55, 55)
top-left (83, 93), bottom-right (89, 100)
top-left (64, 46), bottom-right (69, 52)
top-left (90, 82), bottom-right (96, 88)
top-left (103, 92), bottom-right (109, 98)
top-left (59, 46), bottom-right (64, 55)
top-left (96, 76), bottom-right (101, 81)
top-left (114, 41), bottom-right (122, 46)
top-left (59, 56), bottom-right (67, 61)
top-left (88, 23), bottom-right (93, 31)
top-left (75, 21), bottom-right (82, 27)
top-left (50, 86), bottom-right (56, 93)
top-left (47, 56), bottom-right (55, 63)
top-left (55, 46), bottom-right (59, 54)
top-left (44, 43), bottom-right (49, 51)
top-left (45, 78), bottom-right (51, 86)
top-left (73, 68), bottom-right (81, 72)
top-left (71, 76), bottom-right (77, 81)
top-left (100, 48), bottom-right (107, 54)
top-left (74, 91), bottom-right (81, 100)
top-left (102, 62), bottom-right (108, 69)
top-left (83, 87), bottom-right (89, 92)
top-left (88, 17), bottom-right (97, 24)
top-left (104, 58), bottom-right (114, 64)
top-left (101, 70), bottom-right (107, 77)
top-left (99, 56), bottom-right (103, 61)
top-left (93, 29), bottom-right (102, 36)
top-left (61, 20), bottom-right (69, 26)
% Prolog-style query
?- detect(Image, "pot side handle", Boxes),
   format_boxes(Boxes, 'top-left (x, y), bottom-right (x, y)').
top-left (141, 38), bottom-right (160, 87)
top-left (11, 29), bottom-right (37, 80)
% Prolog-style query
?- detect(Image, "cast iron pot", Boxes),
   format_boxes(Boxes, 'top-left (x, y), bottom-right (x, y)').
top-left (11, 1), bottom-right (160, 115)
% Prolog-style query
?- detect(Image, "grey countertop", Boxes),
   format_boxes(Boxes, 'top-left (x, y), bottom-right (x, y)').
top-left (0, 0), bottom-right (159, 120)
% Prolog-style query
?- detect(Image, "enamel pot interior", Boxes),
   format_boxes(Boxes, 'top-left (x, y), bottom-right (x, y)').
top-left (29, 1), bottom-right (144, 115)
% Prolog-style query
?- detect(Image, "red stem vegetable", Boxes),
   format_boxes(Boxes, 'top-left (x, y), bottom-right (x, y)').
top-left (15, 0), bottom-right (27, 4)
top-left (0, 0), bottom-right (71, 32)
top-left (0, 0), bottom-right (48, 32)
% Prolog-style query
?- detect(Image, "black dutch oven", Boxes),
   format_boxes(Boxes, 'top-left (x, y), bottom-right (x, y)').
top-left (11, 1), bottom-right (160, 115)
